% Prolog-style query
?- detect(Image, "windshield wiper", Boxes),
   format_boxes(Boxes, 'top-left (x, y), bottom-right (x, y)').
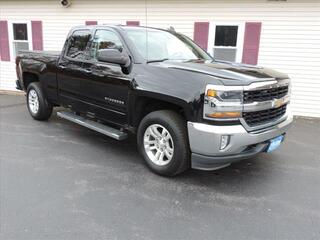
top-left (147, 58), bottom-right (169, 63)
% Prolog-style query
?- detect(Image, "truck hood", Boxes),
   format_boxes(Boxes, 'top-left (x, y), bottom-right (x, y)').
top-left (156, 60), bottom-right (289, 86)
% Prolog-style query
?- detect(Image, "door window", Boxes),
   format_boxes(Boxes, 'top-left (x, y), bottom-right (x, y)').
top-left (90, 30), bottom-right (124, 60)
top-left (66, 30), bottom-right (91, 60)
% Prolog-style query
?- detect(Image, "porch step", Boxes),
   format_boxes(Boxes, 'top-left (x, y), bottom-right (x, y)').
top-left (57, 111), bottom-right (128, 141)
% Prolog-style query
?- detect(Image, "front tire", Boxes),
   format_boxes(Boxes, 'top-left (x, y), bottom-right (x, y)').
top-left (137, 110), bottom-right (190, 176)
top-left (27, 82), bottom-right (53, 121)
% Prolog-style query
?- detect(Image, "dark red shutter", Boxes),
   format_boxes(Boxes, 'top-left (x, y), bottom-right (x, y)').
top-left (193, 22), bottom-right (209, 50)
top-left (85, 21), bottom-right (97, 26)
top-left (31, 21), bottom-right (43, 51)
top-left (242, 22), bottom-right (262, 65)
top-left (126, 21), bottom-right (140, 26)
top-left (0, 20), bottom-right (10, 61)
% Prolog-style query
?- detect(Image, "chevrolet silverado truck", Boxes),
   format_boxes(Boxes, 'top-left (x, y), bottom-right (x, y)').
top-left (16, 25), bottom-right (293, 176)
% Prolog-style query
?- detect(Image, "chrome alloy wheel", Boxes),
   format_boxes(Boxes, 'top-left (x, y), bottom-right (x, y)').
top-left (28, 89), bottom-right (39, 114)
top-left (143, 124), bottom-right (174, 166)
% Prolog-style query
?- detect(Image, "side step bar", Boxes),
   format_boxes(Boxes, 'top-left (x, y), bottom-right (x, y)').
top-left (57, 111), bottom-right (128, 141)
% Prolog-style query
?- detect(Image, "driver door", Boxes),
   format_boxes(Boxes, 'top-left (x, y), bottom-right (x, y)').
top-left (80, 29), bottom-right (132, 125)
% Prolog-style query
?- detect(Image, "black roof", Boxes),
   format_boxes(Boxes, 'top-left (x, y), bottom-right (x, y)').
top-left (71, 24), bottom-right (175, 33)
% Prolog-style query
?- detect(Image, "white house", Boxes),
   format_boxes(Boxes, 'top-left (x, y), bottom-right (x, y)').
top-left (0, 0), bottom-right (319, 117)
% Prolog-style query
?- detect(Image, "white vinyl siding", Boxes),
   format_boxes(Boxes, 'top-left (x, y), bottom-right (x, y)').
top-left (0, 0), bottom-right (319, 117)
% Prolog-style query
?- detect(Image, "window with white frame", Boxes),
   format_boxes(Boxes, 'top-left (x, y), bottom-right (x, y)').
top-left (11, 22), bottom-right (31, 58)
top-left (208, 23), bottom-right (244, 62)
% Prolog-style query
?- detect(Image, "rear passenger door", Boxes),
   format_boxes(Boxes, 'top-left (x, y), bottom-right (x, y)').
top-left (80, 29), bottom-right (133, 125)
top-left (57, 29), bottom-right (92, 111)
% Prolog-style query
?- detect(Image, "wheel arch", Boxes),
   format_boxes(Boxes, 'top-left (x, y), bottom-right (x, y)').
top-left (19, 58), bottom-right (46, 91)
top-left (22, 72), bottom-right (40, 90)
top-left (129, 92), bottom-right (193, 130)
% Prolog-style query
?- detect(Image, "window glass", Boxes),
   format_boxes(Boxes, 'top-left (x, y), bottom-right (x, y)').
top-left (66, 30), bottom-right (91, 60)
top-left (125, 28), bottom-right (211, 62)
top-left (213, 48), bottom-right (237, 62)
top-left (212, 25), bottom-right (239, 62)
top-left (13, 42), bottom-right (29, 57)
top-left (12, 23), bottom-right (29, 57)
top-left (214, 26), bottom-right (238, 47)
top-left (13, 24), bottom-right (28, 40)
top-left (90, 30), bottom-right (124, 59)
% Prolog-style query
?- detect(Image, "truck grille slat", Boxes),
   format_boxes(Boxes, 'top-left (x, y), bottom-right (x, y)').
top-left (243, 105), bottom-right (287, 127)
top-left (243, 85), bottom-right (288, 103)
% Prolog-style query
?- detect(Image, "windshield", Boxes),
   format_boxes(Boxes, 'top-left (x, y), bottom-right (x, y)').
top-left (124, 27), bottom-right (212, 62)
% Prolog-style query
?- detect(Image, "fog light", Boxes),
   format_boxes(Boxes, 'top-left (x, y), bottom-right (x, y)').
top-left (220, 135), bottom-right (230, 150)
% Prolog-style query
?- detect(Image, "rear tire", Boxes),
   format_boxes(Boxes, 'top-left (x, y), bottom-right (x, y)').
top-left (137, 110), bottom-right (190, 176)
top-left (27, 82), bottom-right (53, 121)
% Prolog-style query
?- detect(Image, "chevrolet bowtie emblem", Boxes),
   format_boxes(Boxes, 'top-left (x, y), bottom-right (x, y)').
top-left (273, 98), bottom-right (284, 108)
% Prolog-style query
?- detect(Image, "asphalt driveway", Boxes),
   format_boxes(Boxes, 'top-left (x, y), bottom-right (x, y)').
top-left (0, 94), bottom-right (319, 240)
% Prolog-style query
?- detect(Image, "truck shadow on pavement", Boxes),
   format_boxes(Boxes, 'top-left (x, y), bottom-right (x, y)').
top-left (50, 110), bottom-right (273, 192)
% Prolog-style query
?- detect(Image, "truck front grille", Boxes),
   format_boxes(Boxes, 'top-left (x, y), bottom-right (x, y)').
top-left (243, 85), bottom-right (288, 103)
top-left (243, 104), bottom-right (287, 127)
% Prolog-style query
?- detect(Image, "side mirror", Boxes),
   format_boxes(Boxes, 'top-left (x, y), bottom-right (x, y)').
top-left (97, 48), bottom-right (131, 69)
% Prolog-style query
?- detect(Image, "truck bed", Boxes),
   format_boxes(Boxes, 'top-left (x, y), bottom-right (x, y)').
top-left (19, 50), bottom-right (61, 57)
top-left (18, 50), bottom-right (61, 65)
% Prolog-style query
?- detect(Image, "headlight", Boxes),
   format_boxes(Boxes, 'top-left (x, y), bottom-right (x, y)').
top-left (207, 89), bottom-right (242, 102)
top-left (204, 84), bottom-right (243, 120)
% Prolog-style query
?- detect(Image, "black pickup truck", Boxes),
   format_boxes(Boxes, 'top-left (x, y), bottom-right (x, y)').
top-left (16, 25), bottom-right (293, 176)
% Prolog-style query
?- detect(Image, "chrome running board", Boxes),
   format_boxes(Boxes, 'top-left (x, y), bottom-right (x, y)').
top-left (57, 111), bottom-right (127, 141)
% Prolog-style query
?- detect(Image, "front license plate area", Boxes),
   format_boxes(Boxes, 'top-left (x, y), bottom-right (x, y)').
top-left (267, 135), bottom-right (284, 153)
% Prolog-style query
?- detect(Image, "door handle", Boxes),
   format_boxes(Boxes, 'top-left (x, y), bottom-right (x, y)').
top-left (82, 69), bottom-right (92, 74)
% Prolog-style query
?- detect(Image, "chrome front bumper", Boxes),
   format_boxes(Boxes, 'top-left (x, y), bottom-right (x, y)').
top-left (187, 114), bottom-right (293, 170)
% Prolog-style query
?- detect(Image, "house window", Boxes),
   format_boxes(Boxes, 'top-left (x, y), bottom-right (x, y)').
top-left (208, 23), bottom-right (244, 62)
top-left (12, 23), bottom-right (30, 57)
